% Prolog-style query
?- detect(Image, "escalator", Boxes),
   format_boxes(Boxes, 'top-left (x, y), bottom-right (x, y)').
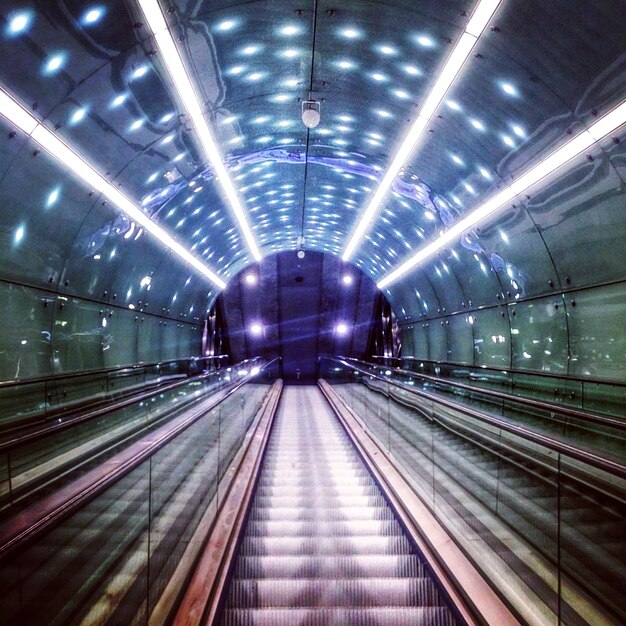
top-left (216, 386), bottom-right (462, 626)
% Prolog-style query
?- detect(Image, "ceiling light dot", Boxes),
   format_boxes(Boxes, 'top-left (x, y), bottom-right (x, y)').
top-left (111, 93), bottom-right (128, 108)
top-left (249, 322), bottom-right (263, 336)
top-left (69, 107), bottom-right (87, 125)
top-left (341, 27), bottom-right (361, 39)
top-left (44, 53), bottom-right (66, 74)
top-left (7, 11), bottom-right (33, 35)
top-left (416, 34), bottom-right (435, 47)
top-left (216, 19), bottom-right (236, 31)
top-left (500, 82), bottom-right (518, 96)
top-left (404, 65), bottom-right (422, 76)
top-left (335, 322), bottom-right (349, 335)
top-left (131, 65), bottom-right (149, 79)
top-left (280, 24), bottom-right (300, 36)
top-left (83, 7), bottom-right (105, 24)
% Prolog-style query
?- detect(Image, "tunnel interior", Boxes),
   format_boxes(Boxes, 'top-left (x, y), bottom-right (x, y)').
top-left (0, 2), bottom-right (625, 626)
top-left (216, 250), bottom-right (383, 382)
top-left (0, 0), bottom-right (624, 389)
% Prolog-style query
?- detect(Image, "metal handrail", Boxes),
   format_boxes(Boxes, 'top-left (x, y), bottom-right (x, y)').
top-left (327, 357), bottom-right (626, 480)
top-left (343, 357), bottom-right (626, 431)
top-left (0, 355), bottom-right (230, 389)
top-left (0, 357), bottom-right (281, 560)
top-left (371, 354), bottom-right (626, 389)
top-left (0, 357), bottom-right (261, 453)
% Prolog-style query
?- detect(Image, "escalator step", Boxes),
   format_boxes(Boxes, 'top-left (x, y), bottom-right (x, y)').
top-left (220, 606), bottom-right (457, 625)
top-left (217, 387), bottom-right (458, 625)
top-left (227, 577), bottom-right (443, 607)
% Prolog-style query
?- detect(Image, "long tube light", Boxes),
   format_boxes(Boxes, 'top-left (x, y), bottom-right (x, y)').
top-left (377, 99), bottom-right (626, 289)
top-left (137, 0), bottom-right (262, 262)
top-left (0, 86), bottom-right (226, 290)
top-left (342, 0), bottom-right (503, 262)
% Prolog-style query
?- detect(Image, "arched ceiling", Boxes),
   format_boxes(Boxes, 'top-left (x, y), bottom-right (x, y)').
top-left (0, 0), bottom-right (624, 306)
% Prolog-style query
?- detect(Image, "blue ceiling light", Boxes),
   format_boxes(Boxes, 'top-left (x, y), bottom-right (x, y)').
top-left (13, 225), bottom-right (25, 245)
top-left (46, 187), bottom-right (61, 208)
top-left (6, 10), bottom-right (33, 36)
top-left (131, 65), bottom-right (149, 80)
top-left (340, 27), bottom-right (362, 39)
top-left (279, 24), bottom-right (301, 36)
top-left (69, 107), bottom-right (88, 125)
top-left (82, 6), bottom-right (105, 25)
top-left (215, 19), bottom-right (238, 32)
top-left (110, 93), bottom-right (128, 108)
top-left (500, 81), bottom-right (518, 96)
top-left (43, 53), bottom-right (67, 75)
top-left (415, 34), bottom-right (435, 47)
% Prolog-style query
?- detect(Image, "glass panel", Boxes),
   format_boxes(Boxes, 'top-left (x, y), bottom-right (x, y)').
top-left (0, 282), bottom-right (53, 383)
top-left (531, 136), bottom-right (626, 291)
top-left (52, 296), bottom-right (105, 374)
top-left (471, 306), bottom-right (511, 369)
top-left (447, 312), bottom-right (474, 364)
top-left (509, 295), bottom-right (568, 374)
top-left (0, 463), bottom-right (151, 625)
top-left (0, 130), bottom-right (89, 290)
top-left (477, 205), bottom-right (559, 300)
top-left (558, 465), bottom-right (626, 625)
top-left (426, 319), bottom-right (448, 361)
top-left (567, 282), bottom-right (626, 382)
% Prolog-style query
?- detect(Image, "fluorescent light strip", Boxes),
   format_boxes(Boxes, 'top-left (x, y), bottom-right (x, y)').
top-left (0, 87), bottom-right (226, 290)
top-left (342, 0), bottom-right (503, 262)
top-left (137, 0), bottom-right (262, 262)
top-left (377, 99), bottom-right (626, 289)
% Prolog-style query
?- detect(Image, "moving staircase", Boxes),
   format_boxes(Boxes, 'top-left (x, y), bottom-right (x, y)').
top-left (217, 386), bottom-right (461, 626)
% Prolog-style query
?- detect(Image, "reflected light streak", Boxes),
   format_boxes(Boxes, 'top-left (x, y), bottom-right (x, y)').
top-left (137, 0), bottom-right (262, 262)
top-left (342, 0), bottom-right (503, 261)
top-left (0, 86), bottom-right (226, 289)
top-left (377, 99), bottom-right (626, 288)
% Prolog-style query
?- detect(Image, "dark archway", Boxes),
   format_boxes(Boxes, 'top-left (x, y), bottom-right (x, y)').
top-left (211, 250), bottom-right (396, 382)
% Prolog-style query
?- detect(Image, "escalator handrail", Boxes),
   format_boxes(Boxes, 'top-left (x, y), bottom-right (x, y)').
top-left (342, 356), bottom-right (626, 431)
top-left (0, 354), bottom-right (231, 389)
top-left (372, 354), bottom-right (626, 388)
top-left (329, 358), bottom-right (626, 480)
top-left (0, 357), bottom-right (280, 560)
top-left (0, 357), bottom-right (260, 453)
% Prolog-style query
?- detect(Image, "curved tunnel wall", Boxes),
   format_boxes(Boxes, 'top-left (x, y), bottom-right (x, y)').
top-left (387, 126), bottom-right (626, 382)
top-left (0, 1), bottom-right (624, 390)
top-left (0, 114), bottom-right (209, 381)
